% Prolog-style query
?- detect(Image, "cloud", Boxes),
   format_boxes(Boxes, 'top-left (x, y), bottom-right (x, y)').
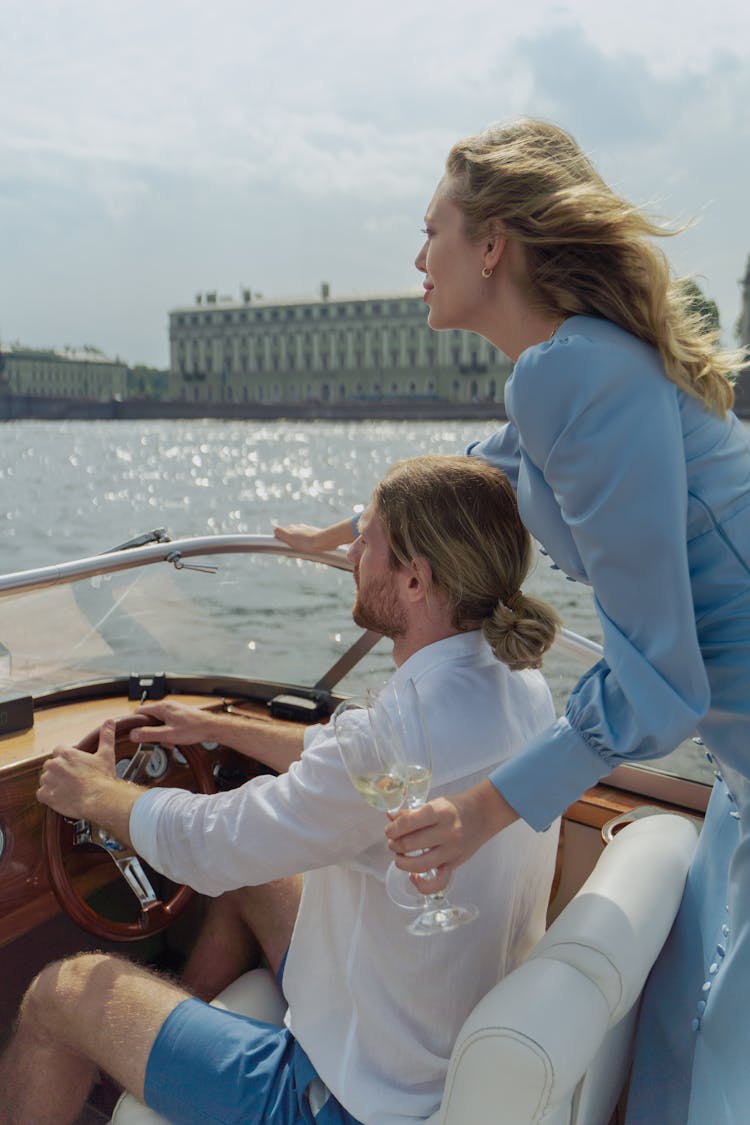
top-left (1, 0), bottom-right (749, 363)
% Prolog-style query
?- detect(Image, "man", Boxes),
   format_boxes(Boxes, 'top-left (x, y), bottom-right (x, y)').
top-left (0, 454), bottom-right (559, 1125)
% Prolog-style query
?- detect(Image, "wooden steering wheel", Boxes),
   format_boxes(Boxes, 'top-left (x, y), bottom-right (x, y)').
top-left (43, 713), bottom-right (216, 942)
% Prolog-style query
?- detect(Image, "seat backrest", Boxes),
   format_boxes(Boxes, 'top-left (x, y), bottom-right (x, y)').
top-left (432, 813), bottom-right (697, 1125)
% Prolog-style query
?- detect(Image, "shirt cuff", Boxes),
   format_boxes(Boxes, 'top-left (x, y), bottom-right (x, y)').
top-left (129, 787), bottom-right (172, 864)
top-left (489, 716), bottom-right (612, 831)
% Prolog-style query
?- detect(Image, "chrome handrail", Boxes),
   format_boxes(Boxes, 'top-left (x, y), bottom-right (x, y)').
top-left (0, 535), bottom-right (352, 597)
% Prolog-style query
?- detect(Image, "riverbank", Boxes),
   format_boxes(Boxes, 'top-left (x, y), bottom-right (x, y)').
top-left (2, 387), bottom-right (748, 422)
top-left (0, 396), bottom-right (507, 423)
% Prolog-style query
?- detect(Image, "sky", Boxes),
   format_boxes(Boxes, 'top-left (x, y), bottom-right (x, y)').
top-left (2, 0), bottom-right (749, 368)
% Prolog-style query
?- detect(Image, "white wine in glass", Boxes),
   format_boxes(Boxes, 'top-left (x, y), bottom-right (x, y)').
top-left (332, 699), bottom-right (407, 816)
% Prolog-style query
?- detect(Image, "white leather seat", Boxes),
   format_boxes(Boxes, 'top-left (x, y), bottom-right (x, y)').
top-left (111, 812), bottom-right (697, 1125)
top-left (429, 812), bottom-right (697, 1125)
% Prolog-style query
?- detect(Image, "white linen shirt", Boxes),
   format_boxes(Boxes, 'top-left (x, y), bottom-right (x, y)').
top-left (130, 630), bottom-right (558, 1124)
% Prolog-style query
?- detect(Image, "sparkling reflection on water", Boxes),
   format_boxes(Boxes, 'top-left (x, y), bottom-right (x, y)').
top-left (4, 416), bottom-right (736, 784)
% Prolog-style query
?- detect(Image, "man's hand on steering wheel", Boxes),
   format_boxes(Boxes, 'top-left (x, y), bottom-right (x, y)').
top-left (128, 700), bottom-right (219, 749)
top-left (38, 720), bottom-right (142, 846)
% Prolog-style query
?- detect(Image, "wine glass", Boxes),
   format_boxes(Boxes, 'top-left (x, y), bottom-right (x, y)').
top-left (333, 681), bottom-right (478, 935)
top-left (382, 679), bottom-right (478, 935)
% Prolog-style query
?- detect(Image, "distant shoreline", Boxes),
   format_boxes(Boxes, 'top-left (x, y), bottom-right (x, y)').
top-left (0, 396), bottom-right (508, 423)
top-left (1, 394), bottom-right (747, 422)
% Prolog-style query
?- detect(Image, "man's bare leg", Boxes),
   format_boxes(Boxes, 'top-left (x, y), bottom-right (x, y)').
top-left (181, 875), bottom-right (302, 1000)
top-left (0, 952), bottom-right (189, 1125)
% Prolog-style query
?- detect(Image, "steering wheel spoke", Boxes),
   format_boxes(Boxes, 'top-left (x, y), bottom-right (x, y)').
top-left (111, 853), bottom-right (160, 909)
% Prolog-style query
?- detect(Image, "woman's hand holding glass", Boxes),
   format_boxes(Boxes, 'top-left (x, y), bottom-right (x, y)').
top-left (385, 778), bottom-right (522, 892)
top-left (333, 679), bottom-right (477, 935)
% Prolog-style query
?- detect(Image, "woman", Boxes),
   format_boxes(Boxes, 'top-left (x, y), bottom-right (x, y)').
top-left (277, 118), bottom-right (750, 1123)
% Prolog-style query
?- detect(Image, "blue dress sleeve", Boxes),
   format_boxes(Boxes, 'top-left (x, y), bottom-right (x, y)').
top-left (466, 422), bottom-right (521, 491)
top-left (489, 327), bottom-right (711, 830)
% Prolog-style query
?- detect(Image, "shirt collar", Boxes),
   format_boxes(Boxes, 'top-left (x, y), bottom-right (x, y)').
top-left (393, 629), bottom-right (490, 688)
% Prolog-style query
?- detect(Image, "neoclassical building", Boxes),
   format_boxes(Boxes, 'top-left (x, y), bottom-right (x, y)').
top-left (0, 346), bottom-right (127, 401)
top-left (168, 287), bottom-right (512, 407)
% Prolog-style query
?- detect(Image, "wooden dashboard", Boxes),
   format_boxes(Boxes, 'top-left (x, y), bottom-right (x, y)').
top-left (0, 693), bottom-right (269, 949)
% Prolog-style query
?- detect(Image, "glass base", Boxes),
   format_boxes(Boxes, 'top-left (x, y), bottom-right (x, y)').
top-left (407, 900), bottom-right (479, 936)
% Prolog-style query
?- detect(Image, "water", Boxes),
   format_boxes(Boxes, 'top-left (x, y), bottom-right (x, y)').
top-left (5, 416), bottom-right (743, 784)
top-left (0, 418), bottom-right (596, 635)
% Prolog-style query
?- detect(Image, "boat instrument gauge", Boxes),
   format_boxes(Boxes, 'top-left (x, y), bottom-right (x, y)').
top-left (145, 745), bottom-right (169, 779)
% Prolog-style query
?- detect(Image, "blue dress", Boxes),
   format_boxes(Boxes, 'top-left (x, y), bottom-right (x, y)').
top-left (469, 315), bottom-right (750, 1124)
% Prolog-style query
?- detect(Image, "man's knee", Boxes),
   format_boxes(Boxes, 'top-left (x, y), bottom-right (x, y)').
top-left (21, 953), bottom-right (125, 1039)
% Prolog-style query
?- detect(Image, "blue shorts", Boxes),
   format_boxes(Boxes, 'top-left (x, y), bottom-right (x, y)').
top-left (143, 964), bottom-right (361, 1125)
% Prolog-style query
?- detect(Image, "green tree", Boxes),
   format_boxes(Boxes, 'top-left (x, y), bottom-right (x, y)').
top-left (682, 278), bottom-right (721, 332)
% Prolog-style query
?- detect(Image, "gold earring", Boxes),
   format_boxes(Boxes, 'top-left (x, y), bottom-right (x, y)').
top-left (481, 267), bottom-right (493, 279)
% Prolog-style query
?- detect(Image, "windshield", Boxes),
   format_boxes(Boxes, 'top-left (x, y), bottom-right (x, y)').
top-left (0, 536), bottom-right (712, 788)
top-left (0, 541), bottom-right (394, 699)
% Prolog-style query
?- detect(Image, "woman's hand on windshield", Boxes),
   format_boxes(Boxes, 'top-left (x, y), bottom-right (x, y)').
top-left (273, 517), bottom-right (356, 552)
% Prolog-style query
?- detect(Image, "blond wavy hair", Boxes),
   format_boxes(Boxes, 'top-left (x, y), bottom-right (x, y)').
top-left (374, 455), bottom-right (560, 672)
top-left (445, 117), bottom-right (747, 415)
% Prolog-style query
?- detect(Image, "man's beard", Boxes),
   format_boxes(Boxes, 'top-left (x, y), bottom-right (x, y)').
top-left (352, 569), bottom-right (407, 638)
